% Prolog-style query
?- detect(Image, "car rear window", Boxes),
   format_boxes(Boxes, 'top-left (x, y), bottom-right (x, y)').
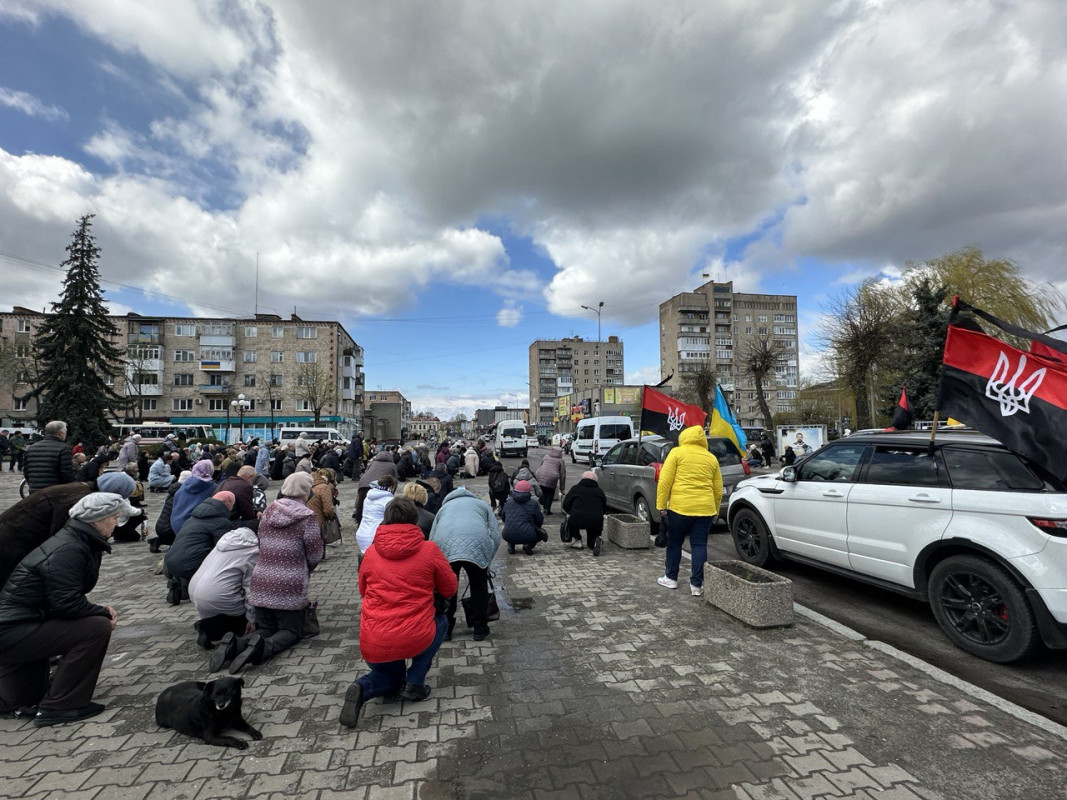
top-left (706, 438), bottom-right (741, 466)
top-left (599, 424), bottom-right (631, 440)
top-left (577, 426), bottom-right (595, 441)
top-left (943, 448), bottom-right (1065, 492)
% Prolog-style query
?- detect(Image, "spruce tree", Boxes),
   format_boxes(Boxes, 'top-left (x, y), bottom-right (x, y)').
top-left (32, 215), bottom-right (125, 450)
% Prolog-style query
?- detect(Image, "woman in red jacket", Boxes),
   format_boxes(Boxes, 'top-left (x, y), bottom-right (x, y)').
top-left (340, 497), bottom-right (456, 727)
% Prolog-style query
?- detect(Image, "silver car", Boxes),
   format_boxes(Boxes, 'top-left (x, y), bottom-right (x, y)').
top-left (595, 434), bottom-right (750, 527)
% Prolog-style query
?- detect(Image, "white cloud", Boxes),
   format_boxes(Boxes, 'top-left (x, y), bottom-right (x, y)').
top-left (0, 86), bottom-right (67, 121)
top-left (496, 301), bottom-right (524, 328)
top-left (625, 364), bottom-right (661, 386)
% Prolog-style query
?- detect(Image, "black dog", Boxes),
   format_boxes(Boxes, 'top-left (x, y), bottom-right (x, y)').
top-left (155, 677), bottom-right (262, 749)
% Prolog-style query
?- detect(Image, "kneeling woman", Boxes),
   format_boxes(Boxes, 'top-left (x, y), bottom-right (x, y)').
top-left (340, 497), bottom-right (456, 727)
top-left (0, 493), bottom-right (135, 726)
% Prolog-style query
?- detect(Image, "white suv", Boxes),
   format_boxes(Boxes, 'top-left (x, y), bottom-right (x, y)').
top-left (727, 430), bottom-right (1067, 663)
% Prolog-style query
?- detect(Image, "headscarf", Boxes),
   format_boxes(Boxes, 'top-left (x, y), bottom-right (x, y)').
top-left (191, 459), bottom-right (214, 482)
top-left (213, 490), bottom-right (236, 510)
top-left (581, 471), bottom-right (598, 482)
top-left (280, 472), bottom-right (313, 498)
top-left (177, 470), bottom-right (192, 484)
top-left (69, 492), bottom-right (141, 524)
top-left (94, 471), bottom-right (137, 497)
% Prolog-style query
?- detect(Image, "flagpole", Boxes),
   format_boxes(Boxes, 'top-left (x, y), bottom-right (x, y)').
top-left (927, 410), bottom-right (940, 456)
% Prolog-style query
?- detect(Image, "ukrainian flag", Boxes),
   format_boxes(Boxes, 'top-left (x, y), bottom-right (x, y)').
top-left (708, 385), bottom-right (747, 456)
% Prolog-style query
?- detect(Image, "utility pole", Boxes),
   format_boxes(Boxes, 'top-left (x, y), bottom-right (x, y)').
top-left (581, 301), bottom-right (604, 415)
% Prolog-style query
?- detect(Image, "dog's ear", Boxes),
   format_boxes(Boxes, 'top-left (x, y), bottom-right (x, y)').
top-left (202, 679), bottom-right (216, 694)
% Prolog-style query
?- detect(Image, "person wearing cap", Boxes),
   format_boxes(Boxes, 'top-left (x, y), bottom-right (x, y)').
top-left (501, 480), bottom-right (547, 556)
top-left (209, 472), bottom-right (323, 674)
top-left (0, 472), bottom-right (138, 588)
top-left (163, 491), bottom-right (238, 606)
top-left (114, 434), bottom-right (141, 471)
top-left (169, 460), bottom-right (218, 536)
top-left (0, 492), bottom-right (134, 726)
top-left (561, 471), bottom-right (608, 557)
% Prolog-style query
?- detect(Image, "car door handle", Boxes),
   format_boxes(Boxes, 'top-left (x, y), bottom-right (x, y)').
top-left (822, 490), bottom-right (844, 498)
top-left (908, 494), bottom-right (942, 503)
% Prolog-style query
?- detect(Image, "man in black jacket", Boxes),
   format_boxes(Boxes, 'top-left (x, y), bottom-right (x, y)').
top-left (22, 421), bottom-right (74, 493)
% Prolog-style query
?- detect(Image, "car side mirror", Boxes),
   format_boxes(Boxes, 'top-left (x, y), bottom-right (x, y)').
top-left (780, 466), bottom-right (797, 482)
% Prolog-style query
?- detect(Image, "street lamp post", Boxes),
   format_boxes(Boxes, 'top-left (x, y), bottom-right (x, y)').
top-left (581, 301), bottom-right (604, 415)
top-left (231, 393), bottom-right (251, 443)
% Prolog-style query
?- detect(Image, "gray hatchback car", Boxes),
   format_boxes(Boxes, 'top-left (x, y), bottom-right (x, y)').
top-left (594, 435), bottom-right (750, 527)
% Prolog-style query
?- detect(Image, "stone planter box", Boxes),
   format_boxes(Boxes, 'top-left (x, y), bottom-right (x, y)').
top-left (704, 560), bottom-right (793, 628)
top-left (605, 514), bottom-right (650, 549)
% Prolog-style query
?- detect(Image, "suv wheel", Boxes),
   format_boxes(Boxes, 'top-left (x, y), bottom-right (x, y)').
top-left (731, 508), bottom-right (774, 567)
top-left (570, 452), bottom-right (576, 464)
top-left (928, 555), bottom-right (1041, 663)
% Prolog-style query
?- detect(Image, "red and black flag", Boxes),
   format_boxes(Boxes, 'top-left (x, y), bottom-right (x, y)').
top-left (640, 385), bottom-right (707, 443)
top-left (884, 385), bottom-right (912, 431)
top-left (939, 298), bottom-right (1067, 479)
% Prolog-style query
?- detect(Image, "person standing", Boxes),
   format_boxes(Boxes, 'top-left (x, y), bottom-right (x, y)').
top-left (340, 497), bottom-right (456, 727)
top-left (114, 434), bottom-right (141, 471)
top-left (534, 446), bottom-right (567, 515)
top-left (8, 431), bottom-right (26, 472)
top-left (22, 421), bottom-right (74, 493)
top-left (429, 486), bottom-right (500, 642)
top-left (561, 471), bottom-right (608, 556)
top-left (486, 459), bottom-right (510, 517)
top-left (655, 425), bottom-right (722, 597)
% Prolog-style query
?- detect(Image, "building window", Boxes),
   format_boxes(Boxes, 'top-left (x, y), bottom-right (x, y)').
top-left (270, 351), bottom-right (284, 363)
top-left (130, 371), bottom-right (160, 387)
top-left (16, 319), bottom-right (31, 333)
top-left (244, 374), bottom-right (256, 387)
top-left (15, 344), bottom-right (30, 358)
top-left (296, 326), bottom-right (317, 339)
top-left (14, 398), bottom-right (27, 411)
top-left (272, 326), bottom-right (284, 338)
top-left (243, 350), bottom-right (257, 363)
top-left (200, 323), bottom-right (234, 336)
top-left (141, 399), bottom-right (158, 411)
top-left (173, 398), bottom-right (193, 411)
top-left (759, 315), bottom-right (768, 322)
top-left (208, 398), bottom-right (226, 411)
top-left (200, 348), bottom-right (233, 361)
top-left (244, 399), bottom-right (256, 411)
top-left (270, 399), bottom-right (283, 411)
top-left (297, 399), bottom-right (313, 411)
top-left (174, 349), bottom-right (195, 362)
top-left (244, 326), bottom-right (258, 338)
top-left (269, 373), bottom-right (283, 387)
top-left (174, 373), bottom-right (194, 386)
top-left (297, 351), bottom-right (317, 363)
top-left (174, 324), bottom-right (195, 336)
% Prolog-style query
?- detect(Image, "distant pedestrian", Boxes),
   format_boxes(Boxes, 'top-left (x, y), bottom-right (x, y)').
top-left (8, 431), bottom-right (26, 472)
top-left (561, 471), bottom-right (607, 556)
top-left (534, 447), bottom-right (567, 515)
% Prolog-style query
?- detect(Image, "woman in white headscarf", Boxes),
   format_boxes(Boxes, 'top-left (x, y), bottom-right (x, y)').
top-left (0, 493), bottom-right (136, 726)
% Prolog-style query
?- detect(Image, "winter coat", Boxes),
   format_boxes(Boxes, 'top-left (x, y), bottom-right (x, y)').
top-left (478, 450), bottom-right (495, 476)
top-left (115, 438), bottom-right (139, 470)
top-left (294, 436), bottom-right (311, 458)
top-left (320, 449), bottom-right (341, 473)
top-left (463, 448), bottom-right (479, 477)
top-left (356, 486), bottom-right (394, 552)
top-left (154, 481), bottom-right (181, 546)
top-left (188, 528), bottom-right (259, 621)
top-left (148, 458), bottom-right (173, 490)
top-left (218, 476), bottom-right (257, 522)
top-left (435, 446), bottom-right (449, 465)
top-left (170, 478), bottom-right (218, 535)
top-left (282, 455), bottom-right (297, 478)
top-left (501, 489), bottom-right (545, 545)
top-left (358, 451), bottom-right (399, 490)
top-left (255, 446), bottom-right (271, 477)
top-left (296, 457), bottom-right (314, 474)
top-left (413, 503), bottom-right (435, 540)
top-left (562, 478), bottom-right (608, 529)
top-left (248, 498), bottom-right (323, 611)
top-left (22, 435), bottom-right (74, 492)
top-left (0, 482), bottom-right (94, 588)
top-left (430, 465), bottom-right (454, 498)
top-left (418, 479), bottom-right (444, 515)
top-left (0, 519), bottom-right (112, 650)
top-left (487, 462), bottom-right (510, 497)
top-left (655, 425), bottom-right (722, 517)
top-left (429, 487), bottom-right (501, 569)
top-left (307, 474), bottom-right (335, 527)
top-left (534, 448), bottom-right (567, 492)
top-left (358, 523), bottom-right (456, 663)
top-left (164, 498), bottom-right (235, 582)
top-left (510, 466), bottom-right (542, 499)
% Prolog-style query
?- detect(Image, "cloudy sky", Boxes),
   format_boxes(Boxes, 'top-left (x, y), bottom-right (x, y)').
top-left (1, 0), bottom-right (1065, 419)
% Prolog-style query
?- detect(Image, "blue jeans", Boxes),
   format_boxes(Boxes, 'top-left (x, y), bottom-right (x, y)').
top-left (664, 511), bottom-right (713, 588)
top-left (358, 615), bottom-right (447, 698)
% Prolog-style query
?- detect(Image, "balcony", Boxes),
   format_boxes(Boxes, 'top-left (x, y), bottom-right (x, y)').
top-left (126, 359), bottom-right (162, 373)
top-left (199, 334), bottom-right (235, 348)
top-left (198, 384), bottom-right (232, 395)
top-left (125, 384), bottom-right (162, 396)
top-left (199, 360), bottom-right (235, 373)
top-left (341, 386), bottom-right (355, 401)
top-left (127, 333), bottom-right (162, 345)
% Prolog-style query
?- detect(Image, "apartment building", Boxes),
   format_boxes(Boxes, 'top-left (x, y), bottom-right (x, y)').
top-left (0, 307), bottom-right (365, 436)
top-left (528, 336), bottom-right (625, 427)
top-left (658, 281), bottom-right (799, 427)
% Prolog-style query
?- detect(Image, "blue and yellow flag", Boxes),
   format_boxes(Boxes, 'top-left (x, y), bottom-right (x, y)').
top-left (708, 385), bottom-right (747, 456)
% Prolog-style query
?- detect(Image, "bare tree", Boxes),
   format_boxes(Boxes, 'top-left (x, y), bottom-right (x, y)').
top-left (735, 336), bottom-right (785, 432)
top-left (678, 365), bottom-right (717, 418)
top-left (297, 360), bottom-right (334, 426)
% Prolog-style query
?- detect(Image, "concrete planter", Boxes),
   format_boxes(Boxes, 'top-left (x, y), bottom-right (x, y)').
top-left (605, 514), bottom-right (650, 549)
top-left (704, 560), bottom-right (793, 628)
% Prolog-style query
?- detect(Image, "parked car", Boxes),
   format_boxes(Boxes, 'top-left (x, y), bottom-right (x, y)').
top-left (594, 435), bottom-right (750, 528)
top-left (726, 429), bottom-right (1067, 663)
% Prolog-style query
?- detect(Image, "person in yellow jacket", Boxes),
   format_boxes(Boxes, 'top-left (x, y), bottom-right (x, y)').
top-left (655, 425), bottom-right (723, 596)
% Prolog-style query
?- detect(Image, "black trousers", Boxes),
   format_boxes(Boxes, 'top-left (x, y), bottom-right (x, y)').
top-left (0, 616), bottom-right (112, 712)
top-left (198, 613), bottom-right (248, 644)
top-left (540, 486), bottom-right (557, 515)
top-left (445, 561), bottom-right (490, 636)
top-left (567, 518), bottom-right (603, 548)
top-left (234, 607), bottom-right (304, 665)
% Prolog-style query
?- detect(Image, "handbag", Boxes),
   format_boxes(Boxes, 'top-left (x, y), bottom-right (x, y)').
top-left (654, 513), bottom-right (669, 548)
top-left (559, 514), bottom-right (573, 543)
top-left (320, 515), bottom-right (342, 545)
top-left (302, 601), bottom-right (320, 637)
top-left (460, 574), bottom-right (501, 627)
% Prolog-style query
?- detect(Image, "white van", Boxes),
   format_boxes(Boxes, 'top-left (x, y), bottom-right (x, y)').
top-left (495, 419), bottom-right (529, 458)
top-left (571, 416), bottom-right (634, 465)
top-left (278, 427), bottom-right (346, 444)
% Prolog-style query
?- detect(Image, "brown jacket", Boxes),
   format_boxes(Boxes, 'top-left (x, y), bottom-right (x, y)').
top-left (0, 482), bottom-right (93, 587)
top-left (307, 475), bottom-right (335, 527)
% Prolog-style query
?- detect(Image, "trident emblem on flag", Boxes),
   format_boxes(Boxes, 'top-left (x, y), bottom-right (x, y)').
top-left (985, 352), bottom-right (1046, 417)
top-left (666, 405), bottom-right (686, 431)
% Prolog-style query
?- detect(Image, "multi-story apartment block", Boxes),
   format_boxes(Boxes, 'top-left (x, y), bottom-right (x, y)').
top-left (0, 307), bottom-right (365, 436)
top-left (528, 336), bottom-right (625, 427)
top-left (658, 281), bottom-right (799, 427)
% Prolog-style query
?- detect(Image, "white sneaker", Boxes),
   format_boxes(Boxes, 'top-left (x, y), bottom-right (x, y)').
top-left (657, 576), bottom-right (678, 590)
top-left (690, 584), bottom-right (704, 596)
top-left (571, 539), bottom-right (584, 549)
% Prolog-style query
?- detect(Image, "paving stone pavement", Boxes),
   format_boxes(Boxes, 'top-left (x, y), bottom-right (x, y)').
top-left (0, 469), bottom-right (1064, 800)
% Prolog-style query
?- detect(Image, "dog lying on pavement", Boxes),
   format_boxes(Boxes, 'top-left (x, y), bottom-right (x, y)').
top-left (155, 677), bottom-right (262, 749)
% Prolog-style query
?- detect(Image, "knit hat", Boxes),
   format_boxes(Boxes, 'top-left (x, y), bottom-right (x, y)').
top-left (213, 490), bottom-right (236, 509)
top-left (191, 460), bottom-right (214, 482)
top-left (131, 434), bottom-right (142, 441)
top-left (94, 471), bottom-right (136, 497)
top-left (515, 480), bottom-right (531, 492)
top-left (177, 470), bottom-right (192, 484)
top-left (581, 471), bottom-right (598, 482)
top-left (280, 472), bottom-right (314, 498)
top-left (69, 492), bottom-right (141, 524)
